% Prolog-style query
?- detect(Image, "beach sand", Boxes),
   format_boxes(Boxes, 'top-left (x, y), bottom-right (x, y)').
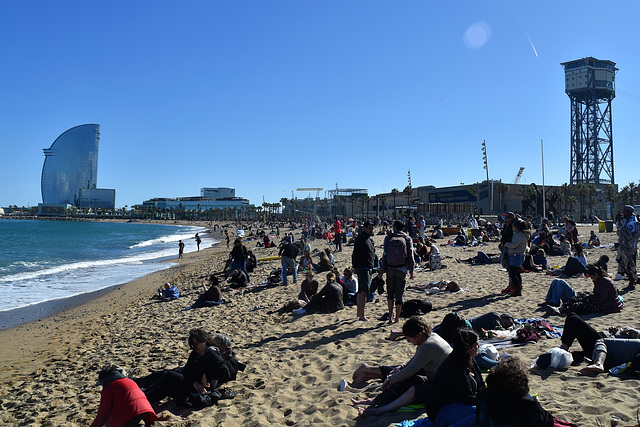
top-left (0, 222), bottom-right (638, 426)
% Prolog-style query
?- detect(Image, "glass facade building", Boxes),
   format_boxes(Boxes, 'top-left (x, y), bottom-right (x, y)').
top-left (41, 124), bottom-right (115, 209)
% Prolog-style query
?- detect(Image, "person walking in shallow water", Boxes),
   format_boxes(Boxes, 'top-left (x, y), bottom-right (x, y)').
top-left (178, 240), bottom-right (185, 259)
top-left (195, 233), bottom-right (202, 252)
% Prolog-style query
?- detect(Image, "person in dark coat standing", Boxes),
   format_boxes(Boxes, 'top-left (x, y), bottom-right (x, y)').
top-left (352, 220), bottom-right (375, 321)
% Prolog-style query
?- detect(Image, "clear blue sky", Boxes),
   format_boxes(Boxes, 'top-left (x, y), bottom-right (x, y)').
top-left (1, 1), bottom-right (639, 208)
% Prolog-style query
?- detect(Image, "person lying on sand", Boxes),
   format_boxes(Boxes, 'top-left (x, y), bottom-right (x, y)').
top-left (407, 280), bottom-right (460, 294)
top-left (558, 312), bottom-right (640, 376)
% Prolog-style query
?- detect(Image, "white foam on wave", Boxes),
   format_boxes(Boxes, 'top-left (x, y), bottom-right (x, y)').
top-left (127, 226), bottom-right (205, 249)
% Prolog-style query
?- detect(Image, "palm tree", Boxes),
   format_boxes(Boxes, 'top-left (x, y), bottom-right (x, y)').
top-left (391, 188), bottom-right (399, 211)
top-left (628, 182), bottom-right (637, 205)
top-left (403, 185), bottom-right (413, 206)
top-left (360, 195), bottom-right (370, 217)
top-left (379, 195), bottom-right (387, 217)
top-left (566, 196), bottom-right (577, 216)
top-left (497, 183), bottom-right (510, 212)
top-left (559, 183), bottom-right (570, 215)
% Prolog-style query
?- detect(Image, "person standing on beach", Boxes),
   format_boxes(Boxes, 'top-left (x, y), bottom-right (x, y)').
top-left (352, 220), bottom-right (376, 321)
top-left (378, 220), bottom-right (414, 324)
top-left (504, 220), bottom-right (528, 297)
top-left (279, 240), bottom-right (300, 286)
top-left (616, 205), bottom-right (639, 290)
top-left (334, 217), bottom-right (343, 252)
top-left (195, 233), bottom-right (202, 251)
top-left (225, 233), bottom-right (230, 248)
top-left (498, 212), bottom-right (515, 293)
top-left (178, 240), bottom-right (185, 259)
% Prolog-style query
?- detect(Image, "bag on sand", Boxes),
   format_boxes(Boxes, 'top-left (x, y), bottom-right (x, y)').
top-left (400, 299), bottom-right (432, 318)
top-left (370, 276), bottom-right (385, 295)
top-left (435, 312), bottom-right (469, 343)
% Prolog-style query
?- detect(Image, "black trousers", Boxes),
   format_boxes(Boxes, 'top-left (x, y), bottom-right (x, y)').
top-left (561, 312), bottom-right (603, 356)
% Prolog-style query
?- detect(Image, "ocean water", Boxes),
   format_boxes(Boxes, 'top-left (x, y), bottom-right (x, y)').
top-left (0, 219), bottom-right (212, 312)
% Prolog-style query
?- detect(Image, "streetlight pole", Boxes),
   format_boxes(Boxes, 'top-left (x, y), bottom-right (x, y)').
top-left (482, 140), bottom-right (491, 214)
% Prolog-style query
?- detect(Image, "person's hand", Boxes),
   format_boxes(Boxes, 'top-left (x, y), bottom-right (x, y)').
top-left (375, 272), bottom-right (382, 279)
top-left (201, 373), bottom-right (210, 389)
top-left (193, 381), bottom-right (207, 394)
top-left (380, 378), bottom-right (391, 390)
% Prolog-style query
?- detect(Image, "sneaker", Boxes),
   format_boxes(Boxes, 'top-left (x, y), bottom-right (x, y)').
top-left (614, 273), bottom-right (625, 281)
top-left (501, 287), bottom-right (514, 294)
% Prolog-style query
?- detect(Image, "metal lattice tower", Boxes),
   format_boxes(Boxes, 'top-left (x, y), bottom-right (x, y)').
top-left (561, 57), bottom-right (617, 185)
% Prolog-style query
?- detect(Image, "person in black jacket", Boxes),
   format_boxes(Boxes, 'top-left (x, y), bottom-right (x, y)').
top-left (230, 238), bottom-right (249, 280)
top-left (476, 357), bottom-right (554, 427)
top-left (352, 221), bottom-right (376, 321)
top-left (279, 241), bottom-right (300, 286)
top-left (135, 329), bottom-right (231, 404)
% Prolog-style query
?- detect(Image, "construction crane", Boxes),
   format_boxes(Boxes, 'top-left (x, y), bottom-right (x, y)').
top-left (513, 167), bottom-right (525, 184)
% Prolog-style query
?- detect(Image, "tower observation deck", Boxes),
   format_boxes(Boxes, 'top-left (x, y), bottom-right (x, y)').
top-left (561, 57), bottom-right (617, 185)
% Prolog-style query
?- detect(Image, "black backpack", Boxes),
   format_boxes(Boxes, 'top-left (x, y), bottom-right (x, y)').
top-left (400, 299), bottom-right (433, 317)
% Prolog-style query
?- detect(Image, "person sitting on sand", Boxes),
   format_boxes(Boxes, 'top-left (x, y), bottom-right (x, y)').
top-left (298, 271), bottom-right (319, 303)
top-left (587, 254), bottom-right (609, 272)
top-left (91, 365), bottom-right (156, 427)
top-left (298, 251), bottom-right (313, 272)
top-left (134, 329), bottom-right (232, 404)
top-left (246, 250), bottom-right (257, 273)
top-left (341, 268), bottom-right (357, 305)
top-left (588, 230), bottom-right (601, 247)
top-left (532, 248), bottom-right (548, 270)
top-left (293, 272), bottom-right (344, 314)
top-left (431, 225), bottom-right (444, 240)
top-left (356, 329), bottom-right (485, 425)
top-left (158, 283), bottom-right (180, 301)
top-left (425, 239), bottom-right (441, 269)
top-left (476, 357), bottom-right (554, 426)
top-left (186, 275), bottom-right (225, 309)
top-left (548, 243), bottom-right (588, 278)
top-left (324, 248), bottom-right (335, 265)
top-left (313, 250), bottom-right (333, 273)
top-left (558, 312), bottom-right (640, 376)
top-left (545, 265), bottom-right (623, 316)
top-left (211, 333), bottom-right (246, 381)
top-left (351, 316), bottom-right (451, 409)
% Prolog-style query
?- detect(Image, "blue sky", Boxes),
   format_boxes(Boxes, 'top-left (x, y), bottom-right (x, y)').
top-left (1, 1), bottom-right (639, 208)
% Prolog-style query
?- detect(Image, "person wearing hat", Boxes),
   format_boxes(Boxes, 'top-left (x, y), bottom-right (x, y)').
top-left (616, 205), bottom-right (640, 290)
top-left (352, 220), bottom-right (376, 321)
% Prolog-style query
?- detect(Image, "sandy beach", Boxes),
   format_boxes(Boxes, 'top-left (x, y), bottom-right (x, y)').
top-left (0, 221), bottom-right (638, 426)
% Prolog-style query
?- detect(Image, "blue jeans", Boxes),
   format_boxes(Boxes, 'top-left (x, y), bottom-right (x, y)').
top-left (434, 402), bottom-right (476, 427)
top-left (545, 279), bottom-right (576, 306)
top-left (281, 256), bottom-right (297, 285)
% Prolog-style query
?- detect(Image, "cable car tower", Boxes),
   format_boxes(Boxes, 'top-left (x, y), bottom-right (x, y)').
top-left (561, 57), bottom-right (617, 185)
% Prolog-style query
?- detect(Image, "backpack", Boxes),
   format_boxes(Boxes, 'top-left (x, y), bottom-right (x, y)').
top-left (386, 233), bottom-right (408, 267)
top-left (400, 299), bottom-right (432, 317)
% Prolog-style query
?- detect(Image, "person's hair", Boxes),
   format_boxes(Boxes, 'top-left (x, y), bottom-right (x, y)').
top-left (393, 220), bottom-right (404, 231)
top-left (486, 357), bottom-right (529, 398)
top-left (343, 268), bottom-right (352, 277)
top-left (306, 271), bottom-right (314, 278)
top-left (209, 275), bottom-right (219, 286)
top-left (189, 328), bottom-right (215, 347)
top-left (97, 365), bottom-right (126, 385)
top-left (212, 333), bottom-right (232, 351)
top-left (450, 329), bottom-right (478, 368)
top-left (402, 316), bottom-right (432, 338)
top-left (445, 281), bottom-right (460, 292)
top-left (560, 234), bottom-right (567, 242)
top-left (234, 237), bottom-right (242, 245)
top-left (587, 264), bottom-right (608, 279)
top-left (327, 272), bottom-right (336, 283)
top-left (324, 248), bottom-right (332, 256)
top-left (537, 248), bottom-right (545, 256)
top-left (424, 240), bottom-right (432, 247)
top-left (598, 254), bottom-right (609, 263)
top-left (513, 220), bottom-right (527, 231)
top-left (573, 244), bottom-right (583, 255)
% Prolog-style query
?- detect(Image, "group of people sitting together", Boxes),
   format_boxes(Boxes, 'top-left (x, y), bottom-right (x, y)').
top-left (350, 312), bottom-right (640, 426)
top-left (91, 329), bottom-right (244, 427)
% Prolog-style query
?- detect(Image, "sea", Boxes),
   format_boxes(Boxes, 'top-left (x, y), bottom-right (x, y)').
top-left (0, 219), bottom-right (213, 312)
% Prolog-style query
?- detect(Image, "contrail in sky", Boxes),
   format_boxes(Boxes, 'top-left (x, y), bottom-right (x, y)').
top-left (512, 1), bottom-right (539, 58)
